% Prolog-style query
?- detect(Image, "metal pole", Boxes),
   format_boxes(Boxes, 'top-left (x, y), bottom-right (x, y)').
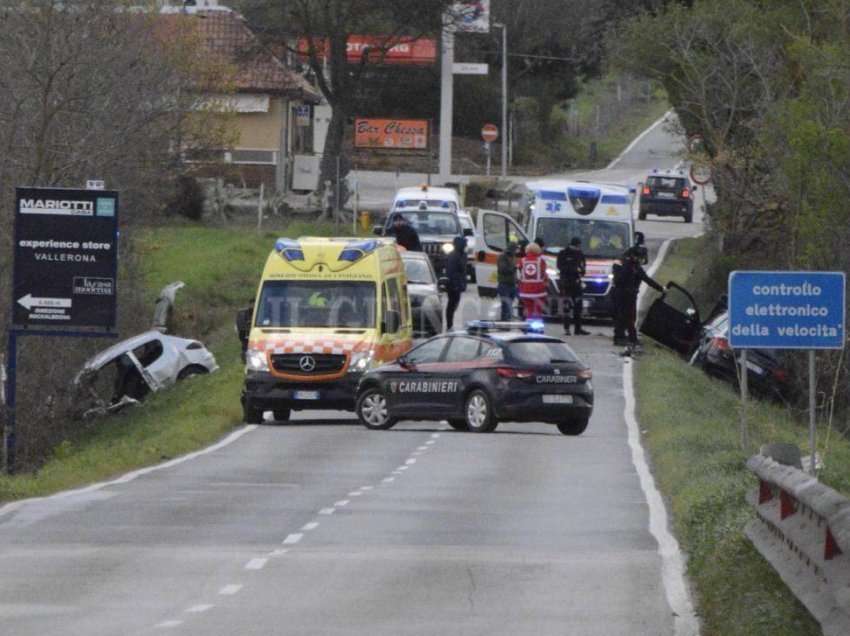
top-left (438, 28), bottom-right (455, 184)
top-left (500, 23), bottom-right (508, 178)
top-left (4, 331), bottom-right (17, 474)
top-left (335, 155), bottom-right (341, 225)
top-left (809, 350), bottom-right (817, 475)
top-left (486, 143), bottom-right (491, 176)
top-left (740, 349), bottom-right (749, 451)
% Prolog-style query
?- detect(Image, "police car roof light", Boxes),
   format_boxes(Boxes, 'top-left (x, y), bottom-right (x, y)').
top-left (465, 320), bottom-right (544, 334)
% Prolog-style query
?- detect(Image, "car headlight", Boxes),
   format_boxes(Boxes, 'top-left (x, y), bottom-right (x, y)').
top-left (348, 351), bottom-right (374, 373)
top-left (442, 242), bottom-right (454, 254)
top-left (246, 349), bottom-right (269, 372)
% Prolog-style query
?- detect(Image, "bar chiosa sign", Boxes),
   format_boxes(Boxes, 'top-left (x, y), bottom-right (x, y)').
top-left (355, 119), bottom-right (429, 150)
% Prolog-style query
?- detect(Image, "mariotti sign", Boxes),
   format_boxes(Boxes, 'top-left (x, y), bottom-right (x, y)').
top-left (297, 36), bottom-right (437, 65)
top-left (12, 187), bottom-right (119, 329)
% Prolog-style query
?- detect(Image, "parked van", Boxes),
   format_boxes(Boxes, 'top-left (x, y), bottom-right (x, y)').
top-left (240, 237), bottom-right (413, 423)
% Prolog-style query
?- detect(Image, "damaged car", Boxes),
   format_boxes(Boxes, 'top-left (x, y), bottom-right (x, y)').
top-left (640, 285), bottom-right (791, 400)
top-left (72, 331), bottom-right (218, 418)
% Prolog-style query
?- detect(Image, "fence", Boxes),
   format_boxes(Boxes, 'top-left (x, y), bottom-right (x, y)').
top-left (746, 452), bottom-right (850, 636)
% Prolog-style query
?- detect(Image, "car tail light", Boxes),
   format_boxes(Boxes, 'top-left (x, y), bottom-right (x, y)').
top-left (642, 186), bottom-right (651, 196)
top-left (577, 368), bottom-right (593, 381)
top-left (711, 337), bottom-right (730, 351)
top-left (497, 367), bottom-right (534, 380)
top-left (681, 188), bottom-right (690, 198)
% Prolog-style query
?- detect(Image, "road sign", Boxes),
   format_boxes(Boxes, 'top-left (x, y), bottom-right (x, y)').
top-left (452, 0), bottom-right (490, 33)
top-left (728, 271), bottom-right (846, 350)
top-left (481, 123), bottom-right (498, 143)
top-left (453, 62), bottom-right (489, 75)
top-left (12, 187), bottom-right (119, 330)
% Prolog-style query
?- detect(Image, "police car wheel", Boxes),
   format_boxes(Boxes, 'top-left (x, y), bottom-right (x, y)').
top-left (272, 409), bottom-right (291, 423)
top-left (556, 418), bottom-right (588, 436)
top-left (465, 390), bottom-right (497, 433)
top-left (357, 388), bottom-right (396, 430)
top-left (447, 418), bottom-right (468, 431)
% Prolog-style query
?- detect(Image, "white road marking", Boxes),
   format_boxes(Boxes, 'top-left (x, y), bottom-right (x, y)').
top-left (186, 604), bottom-right (214, 614)
top-left (245, 558), bottom-right (268, 570)
top-left (425, 440), bottom-right (436, 445)
top-left (302, 521), bottom-right (319, 531)
top-left (431, 433), bottom-right (441, 439)
top-left (156, 620), bottom-right (183, 628)
top-left (360, 486), bottom-right (374, 491)
top-left (0, 425), bottom-right (259, 520)
top-left (392, 470), bottom-right (403, 475)
top-left (283, 533), bottom-right (303, 545)
top-left (348, 491), bottom-right (363, 497)
top-left (382, 477), bottom-right (395, 483)
top-left (334, 500), bottom-right (350, 507)
top-left (219, 584), bottom-right (243, 596)
top-left (627, 237), bottom-right (699, 636)
top-left (269, 549), bottom-right (290, 557)
top-left (606, 110), bottom-right (672, 170)
top-left (405, 458), bottom-right (416, 465)
top-left (417, 446), bottom-right (429, 451)
top-left (319, 507), bottom-right (335, 515)
top-left (397, 466), bottom-right (409, 471)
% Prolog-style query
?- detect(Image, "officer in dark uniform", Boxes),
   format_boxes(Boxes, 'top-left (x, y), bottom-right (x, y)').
top-left (557, 237), bottom-right (589, 336)
top-left (612, 247), bottom-right (664, 346)
top-left (388, 214), bottom-right (422, 251)
top-left (445, 235), bottom-right (468, 330)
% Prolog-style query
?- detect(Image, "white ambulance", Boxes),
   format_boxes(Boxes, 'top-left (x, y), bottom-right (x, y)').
top-left (473, 180), bottom-right (645, 318)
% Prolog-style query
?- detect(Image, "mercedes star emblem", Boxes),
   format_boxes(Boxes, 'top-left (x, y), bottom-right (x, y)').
top-left (299, 355), bottom-right (317, 372)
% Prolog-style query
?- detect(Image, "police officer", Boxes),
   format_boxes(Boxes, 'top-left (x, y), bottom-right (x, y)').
top-left (612, 247), bottom-right (664, 347)
top-left (445, 235), bottom-right (467, 330)
top-left (496, 242), bottom-right (518, 321)
top-left (557, 237), bottom-right (589, 336)
top-left (388, 214), bottom-right (422, 251)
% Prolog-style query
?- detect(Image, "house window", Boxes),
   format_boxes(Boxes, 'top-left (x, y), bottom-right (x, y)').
top-left (230, 149), bottom-right (277, 165)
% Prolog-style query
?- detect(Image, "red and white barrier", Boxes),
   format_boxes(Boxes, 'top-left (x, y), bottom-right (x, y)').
top-left (747, 454), bottom-right (850, 635)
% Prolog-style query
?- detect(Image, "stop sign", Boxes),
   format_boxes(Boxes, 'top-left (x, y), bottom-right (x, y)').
top-left (481, 123), bottom-right (499, 143)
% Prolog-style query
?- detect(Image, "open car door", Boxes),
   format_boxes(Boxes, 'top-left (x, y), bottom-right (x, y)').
top-left (640, 282), bottom-right (702, 355)
top-left (474, 210), bottom-right (528, 298)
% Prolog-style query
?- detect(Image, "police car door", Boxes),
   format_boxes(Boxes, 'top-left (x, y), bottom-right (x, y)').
top-left (475, 210), bottom-right (528, 298)
top-left (389, 336), bottom-right (451, 417)
top-left (440, 336), bottom-right (490, 414)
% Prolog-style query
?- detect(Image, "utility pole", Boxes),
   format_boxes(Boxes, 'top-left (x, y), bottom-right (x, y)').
top-left (438, 29), bottom-right (454, 184)
top-left (494, 22), bottom-right (508, 178)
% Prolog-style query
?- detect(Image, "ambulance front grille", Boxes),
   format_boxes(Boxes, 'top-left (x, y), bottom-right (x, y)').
top-left (270, 354), bottom-right (347, 375)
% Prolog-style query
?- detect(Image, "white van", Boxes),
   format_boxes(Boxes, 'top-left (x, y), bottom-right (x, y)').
top-left (391, 185), bottom-right (461, 213)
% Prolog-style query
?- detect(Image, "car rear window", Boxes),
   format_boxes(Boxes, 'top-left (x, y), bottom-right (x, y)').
top-left (507, 340), bottom-right (579, 365)
top-left (647, 176), bottom-right (687, 190)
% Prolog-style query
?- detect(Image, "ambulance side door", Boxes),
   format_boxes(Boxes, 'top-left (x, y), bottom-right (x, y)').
top-left (475, 210), bottom-right (528, 298)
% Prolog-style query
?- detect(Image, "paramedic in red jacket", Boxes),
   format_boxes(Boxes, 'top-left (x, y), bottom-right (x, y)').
top-left (518, 241), bottom-right (547, 319)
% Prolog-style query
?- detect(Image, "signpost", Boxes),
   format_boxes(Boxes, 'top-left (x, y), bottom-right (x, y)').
top-left (482, 124), bottom-right (498, 176)
top-left (452, 62), bottom-right (488, 75)
top-left (728, 271), bottom-right (846, 473)
top-left (4, 186), bottom-right (119, 473)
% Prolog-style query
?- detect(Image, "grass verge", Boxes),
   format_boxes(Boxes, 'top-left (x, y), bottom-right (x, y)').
top-left (0, 221), bottom-right (342, 503)
top-left (636, 236), bottom-right (850, 635)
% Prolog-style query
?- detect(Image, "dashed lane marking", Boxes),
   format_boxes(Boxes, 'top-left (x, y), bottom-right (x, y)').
top-left (186, 605), bottom-right (214, 614)
top-left (156, 620), bottom-right (183, 628)
top-left (382, 477), bottom-right (395, 483)
top-left (405, 458), bottom-right (417, 465)
top-left (245, 558), bottom-right (268, 571)
top-left (319, 507), bottom-right (335, 515)
top-left (269, 549), bottom-right (290, 557)
top-left (283, 533), bottom-right (303, 545)
top-left (334, 500), bottom-right (350, 507)
top-left (219, 584), bottom-right (243, 596)
top-left (348, 491), bottom-right (363, 497)
top-left (360, 486), bottom-right (374, 491)
top-left (425, 440), bottom-right (436, 445)
top-left (302, 521), bottom-right (319, 531)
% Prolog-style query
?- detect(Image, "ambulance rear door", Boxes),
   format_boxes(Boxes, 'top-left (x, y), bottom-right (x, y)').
top-left (474, 210), bottom-right (528, 298)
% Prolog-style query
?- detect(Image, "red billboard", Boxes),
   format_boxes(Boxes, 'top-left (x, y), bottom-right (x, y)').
top-left (355, 119), bottom-right (429, 150)
top-left (298, 36), bottom-right (437, 66)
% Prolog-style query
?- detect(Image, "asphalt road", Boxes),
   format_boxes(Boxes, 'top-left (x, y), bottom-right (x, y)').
top-left (0, 113), bottom-right (705, 636)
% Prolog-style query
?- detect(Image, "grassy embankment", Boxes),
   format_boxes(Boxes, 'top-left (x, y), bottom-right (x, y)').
top-left (0, 221), bottom-right (344, 503)
top-left (636, 236), bottom-right (850, 635)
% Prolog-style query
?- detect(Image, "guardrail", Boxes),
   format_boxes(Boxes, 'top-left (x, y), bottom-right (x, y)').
top-left (746, 453), bottom-right (850, 636)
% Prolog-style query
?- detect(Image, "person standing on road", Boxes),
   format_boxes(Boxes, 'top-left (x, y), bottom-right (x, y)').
top-left (496, 242), bottom-right (518, 321)
top-left (445, 235), bottom-right (467, 331)
top-left (557, 237), bottom-right (589, 336)
top-left (612, 247), bottom-right (664, 347)
top-left (518, 241), bottom-right (547, 320)
top-left (388, 214), bottom-right (422, 252)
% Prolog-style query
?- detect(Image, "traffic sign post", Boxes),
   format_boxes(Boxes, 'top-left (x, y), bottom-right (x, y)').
top-left (4, 186), bottom-right (120, 474)
top-left (728, 271), bottom-right (846, 473)
top-left (481, 124), bottom-right (498, 177)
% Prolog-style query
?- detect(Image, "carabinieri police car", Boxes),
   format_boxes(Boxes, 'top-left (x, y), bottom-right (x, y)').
top-left (355, 321), bottom-right (593, 435)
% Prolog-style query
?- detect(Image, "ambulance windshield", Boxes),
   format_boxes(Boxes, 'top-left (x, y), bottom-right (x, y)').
top-left (535, 218), bottom-right (630, 259)
top-left (256, 281), bottom-right (377, 329)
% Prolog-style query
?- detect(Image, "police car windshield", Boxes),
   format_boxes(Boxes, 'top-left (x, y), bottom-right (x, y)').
top-left (507, 340), bottom-right (578, 365)
top-left (396, 211), bottom-right (461, 235)
top-left (255, 281), bottom-right (376, 329)
top-left (395, 200), bottom-right (458, 213)
top-left (403, 258), bottom-right (435, 285)
top-left (535, 218), bottom-right (629, 259)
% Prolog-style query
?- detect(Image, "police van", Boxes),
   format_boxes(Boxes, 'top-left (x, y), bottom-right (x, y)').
top-left (240, 237), bottom-right (413, 423)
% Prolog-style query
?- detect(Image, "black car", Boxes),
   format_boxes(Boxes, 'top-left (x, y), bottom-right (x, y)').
top-left (376, 208), bottom-right (472, 276)
top-left (355, 322), bottom-right (594, 435)
top-left (640, 285), bottom-right (791, 400)
top-left (638, 171), bottom-right (696, 223)
top-left (401, 251), bottom-right (445, 336)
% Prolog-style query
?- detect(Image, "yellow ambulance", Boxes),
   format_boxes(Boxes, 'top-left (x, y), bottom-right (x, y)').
top-left (241, 237), bottom-right (413, 423)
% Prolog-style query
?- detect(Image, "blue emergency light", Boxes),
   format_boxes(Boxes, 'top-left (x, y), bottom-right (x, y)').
top-left (275, 238), bottom-right (304, 262)
top-left (338, 239), bottom-right (379, 262)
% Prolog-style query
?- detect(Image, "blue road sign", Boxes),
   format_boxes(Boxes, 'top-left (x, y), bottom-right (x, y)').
top-left (728, 271), bottom-right (846, 350)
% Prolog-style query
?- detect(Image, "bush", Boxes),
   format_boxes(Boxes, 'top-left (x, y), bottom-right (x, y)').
top-left (170, 175), bottom-right (205, 221)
